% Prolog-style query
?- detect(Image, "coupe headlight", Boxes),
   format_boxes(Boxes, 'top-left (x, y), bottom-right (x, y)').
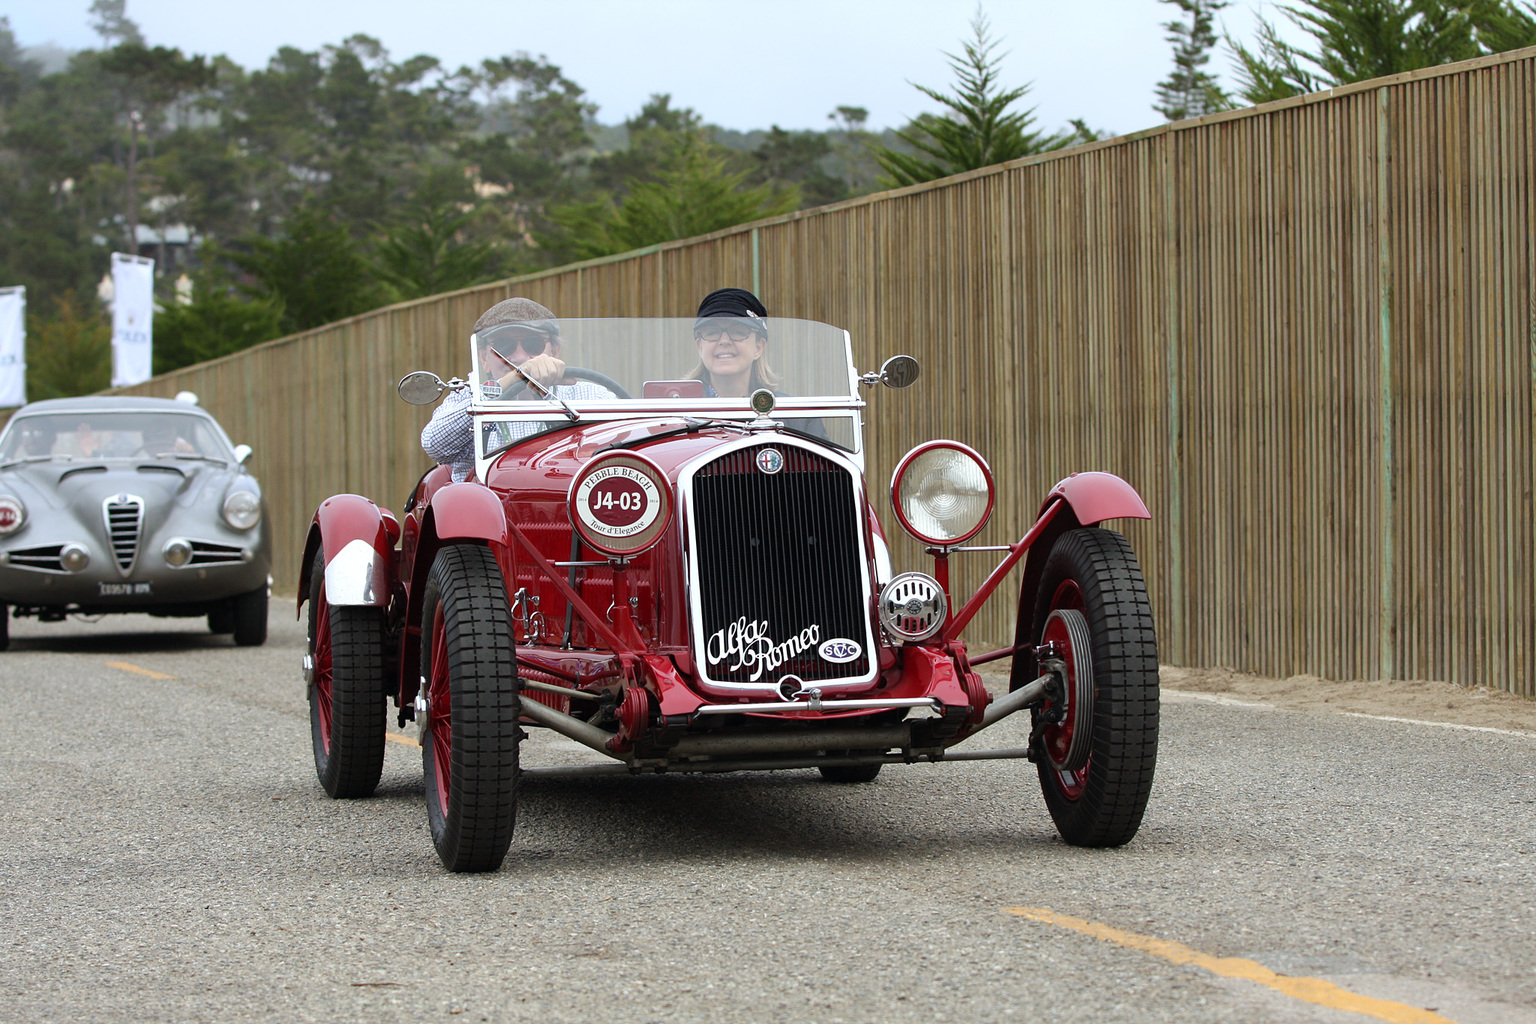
top-left (60, 544), bottom-right (89, 572)
top-left (891, 442), bottom-right (995, 546)
top-left (0, 496), bottom-right (25, 534)
top-left (223, 490), bottom-right (261, 530)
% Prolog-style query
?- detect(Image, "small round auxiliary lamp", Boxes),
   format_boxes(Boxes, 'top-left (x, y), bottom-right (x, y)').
top-left (749, 388), bottom-right (776, 417)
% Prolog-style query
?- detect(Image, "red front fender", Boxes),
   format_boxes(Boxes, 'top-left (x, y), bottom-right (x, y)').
top-left (423, 482), bottom-right (508, 545)
top-left (1008, 472), bottom-right (1150, 689)
top-left (1043, 471), bottom-right (1149, 526)
top-left (298, 495), bottom-right (399, 614)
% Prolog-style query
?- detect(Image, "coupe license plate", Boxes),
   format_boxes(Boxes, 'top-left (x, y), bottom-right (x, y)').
top-left (99, 582), bottom-right (152, 597)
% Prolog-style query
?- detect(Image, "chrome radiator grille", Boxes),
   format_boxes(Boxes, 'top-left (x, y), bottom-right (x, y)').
top-left (103, 495), bottom-right (144, 573)
top-left (689, 445), bottom-right (872, 685)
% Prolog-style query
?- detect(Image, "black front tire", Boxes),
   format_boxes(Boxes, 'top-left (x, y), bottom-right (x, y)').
top-left (307, 547), bottom-right (387, 798)
top-left (1031, 527), bottom-right (1159, 848)
top-left (208, 602), bottom-right (235, 634)
top-left (232, 584), bottom-right (268, 646)
top-left (420, 544), bottom-right (521, 873)
top-left (0, 603), bottom-right (9, 651)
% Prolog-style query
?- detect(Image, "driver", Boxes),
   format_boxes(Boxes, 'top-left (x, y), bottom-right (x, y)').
top-left (420, 297), bottom-right (613, 482)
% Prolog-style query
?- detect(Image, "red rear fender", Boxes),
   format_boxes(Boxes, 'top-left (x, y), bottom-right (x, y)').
top-left (298, 495), bottom-right (398, 613)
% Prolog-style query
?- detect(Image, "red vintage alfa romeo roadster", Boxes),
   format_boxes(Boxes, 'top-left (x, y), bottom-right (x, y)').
top-left (301, 317), bottom-right (1158, 871)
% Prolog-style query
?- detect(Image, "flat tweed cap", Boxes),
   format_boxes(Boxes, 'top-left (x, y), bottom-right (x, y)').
top-left (473, 297), bottom-right (558, 334)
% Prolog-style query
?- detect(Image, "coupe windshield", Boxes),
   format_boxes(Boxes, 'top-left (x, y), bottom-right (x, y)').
top-left (0, 412), bottom-right (233, 462)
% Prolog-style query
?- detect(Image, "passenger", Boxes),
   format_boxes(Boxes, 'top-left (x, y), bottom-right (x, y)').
top-left (688, 288), bottom-right (827, 440)
top-left (420, 297), bottom-right (611, 483)
top-left (688, 288), bottom-right (779, 398)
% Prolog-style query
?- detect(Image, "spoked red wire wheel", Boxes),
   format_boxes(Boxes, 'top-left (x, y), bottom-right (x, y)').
top-left (311, 590), bottom-right (333, 752)
top-left (1039, 584), bottom-right (1094, 801)
top-left (306, 545), bottom-right (386, 798)
top-left (425, 602), bottom-right (453, 821)
top-left (419, 543), bottom-right (521, 873)
top-left (1029, 527), bottom-right (1159, 847)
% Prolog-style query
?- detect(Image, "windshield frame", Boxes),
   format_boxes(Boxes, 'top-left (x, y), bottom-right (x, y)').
top-left (463, 317), bottom-right (869, 476)
top-left (468, 317), bottom-right (865, 413)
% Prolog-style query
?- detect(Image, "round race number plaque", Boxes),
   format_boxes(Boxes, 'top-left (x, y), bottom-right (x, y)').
top-left (574, 464), bottom-right (661, 541)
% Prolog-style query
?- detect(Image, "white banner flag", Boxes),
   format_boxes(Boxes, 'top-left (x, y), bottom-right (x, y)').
top-left (0, 286), bottom-right (23, 408)
top-left (110, 252), bottom-right (155, 388)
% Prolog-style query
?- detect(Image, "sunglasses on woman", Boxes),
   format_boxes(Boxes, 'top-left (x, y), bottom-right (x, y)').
top-left (696, 323), bottom-right (759, 343)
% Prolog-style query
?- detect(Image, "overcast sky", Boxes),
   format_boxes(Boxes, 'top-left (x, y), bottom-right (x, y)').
top-left (6, 1), bottom-right (1297, 138)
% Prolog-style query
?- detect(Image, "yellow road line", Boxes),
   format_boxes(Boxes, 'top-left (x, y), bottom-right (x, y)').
top-left (1004, 907), bottom-right (1455, 1024)
top-left (104, 660), bottom-right (176, 680)
top-left (386, 732), bottom-right (419, 748)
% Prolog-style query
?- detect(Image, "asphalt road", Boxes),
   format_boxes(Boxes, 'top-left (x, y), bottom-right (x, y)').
top-left (1, 608), bottom-right (1533, 1024)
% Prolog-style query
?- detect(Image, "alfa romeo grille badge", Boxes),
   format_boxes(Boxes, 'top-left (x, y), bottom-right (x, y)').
top-left (756, 448), bottom-right (784, 475)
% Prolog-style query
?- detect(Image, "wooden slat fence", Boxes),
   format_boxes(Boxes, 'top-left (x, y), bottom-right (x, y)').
top-left (114, 47), bottom-right (1536, 695)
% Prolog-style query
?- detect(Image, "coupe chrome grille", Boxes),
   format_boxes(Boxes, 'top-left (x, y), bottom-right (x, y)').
top-left (189, 540), bottom-right (246, 566)
top-left (5, 545), bottom-right (64, 571)
top-left (102, 494), bottom-right (144, 573)
top-left (689, 445), bottom-right (873, 685)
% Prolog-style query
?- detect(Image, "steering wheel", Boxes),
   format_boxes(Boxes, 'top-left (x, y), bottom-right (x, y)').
top-left (499, 366), bottom-right (632, 401)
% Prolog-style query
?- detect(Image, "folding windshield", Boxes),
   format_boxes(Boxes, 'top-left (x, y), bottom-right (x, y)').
top-left (469, 318), bottom-right (858, 408)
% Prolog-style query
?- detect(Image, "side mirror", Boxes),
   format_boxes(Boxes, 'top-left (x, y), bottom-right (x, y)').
top-left (232, 444), bottom-right (252, 465)
top-left (879, 355), bottom-right (920, 389)
top-left (398, 371), bottom-right (447, 406)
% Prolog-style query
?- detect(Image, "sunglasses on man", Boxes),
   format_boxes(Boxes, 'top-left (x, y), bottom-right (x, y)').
top-left (695, 323), bottom-right (760, 343)
top-left (487, 327), bottom-right (553, 359)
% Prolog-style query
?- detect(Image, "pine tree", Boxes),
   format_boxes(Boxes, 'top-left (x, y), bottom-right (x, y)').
top-left (1227, 0), bottom-right (1494, 104)
top-left (870, 9), bottom-right (1064, 188)
top-left (1154, 0), bottom-right (1234, 120)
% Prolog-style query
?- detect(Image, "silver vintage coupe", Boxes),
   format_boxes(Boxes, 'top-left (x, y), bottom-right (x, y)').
top-left (0, 395), bottom-right (272, 648)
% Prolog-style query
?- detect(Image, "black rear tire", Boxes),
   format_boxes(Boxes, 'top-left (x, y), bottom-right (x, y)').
top-left (420, 543), bottom-right (521, 873)
top-left (818, 763), bottom-right (882, 783)
top-left (1031, 527), bottom-right (1158, 847)
top-left (307, 547), bottom-right (387, 798)
top-left (232, 584), bottom-right (268, 646)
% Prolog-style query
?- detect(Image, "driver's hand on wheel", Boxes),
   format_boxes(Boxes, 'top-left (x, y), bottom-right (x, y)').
top-left (502, 353), bottom-right (565, 389)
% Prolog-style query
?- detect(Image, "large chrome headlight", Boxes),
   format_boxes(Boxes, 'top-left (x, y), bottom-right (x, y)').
top-left (0, 496), bottom-right (24, 534)
top-left (891, 442), bottom-right (995, 546)
top-left (223, 490), bottom-right (262, 530)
